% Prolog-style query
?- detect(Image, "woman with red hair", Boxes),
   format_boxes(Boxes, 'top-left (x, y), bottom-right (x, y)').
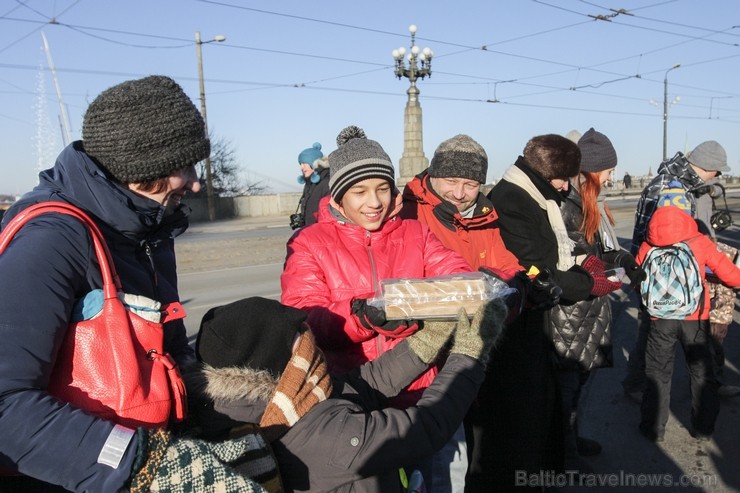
top-left (551, 128), bottom-right (645, 465)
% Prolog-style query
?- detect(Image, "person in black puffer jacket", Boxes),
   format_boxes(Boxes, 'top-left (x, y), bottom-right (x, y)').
top-left (551, 128), bottom-right (644, 465)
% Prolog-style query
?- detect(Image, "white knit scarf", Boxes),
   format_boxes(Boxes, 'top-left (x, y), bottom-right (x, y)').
top-left (502, 165), bottom-right (575, 270)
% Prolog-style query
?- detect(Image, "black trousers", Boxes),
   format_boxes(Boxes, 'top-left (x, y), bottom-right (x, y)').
top-left (640, 318), bottom-right (720, 438)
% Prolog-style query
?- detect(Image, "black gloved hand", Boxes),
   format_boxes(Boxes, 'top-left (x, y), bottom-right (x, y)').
top-left (351, 299), bottom-right (420, 338)
top-left (693, 183), bottom-right (724, 198)
top-left (528, 267), bottom-right (562, 309)
top-left (129, 429), bottom-right (268, 493)
top-left (478, 267), bottom-right (528, 324)
top-left (617, 252), bottom-right (647, 288)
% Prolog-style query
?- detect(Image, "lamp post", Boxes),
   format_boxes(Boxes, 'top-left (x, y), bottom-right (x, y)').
top-left (662, 64), bottom-right (680, 161)
top-left (392, 25), bottom-right (433, 187)
top-left (195, 31), bottom-right (225, 221)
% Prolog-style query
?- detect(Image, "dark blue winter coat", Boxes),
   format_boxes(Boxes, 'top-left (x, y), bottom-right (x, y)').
top-left (0, 142), bottom-right (195, 492)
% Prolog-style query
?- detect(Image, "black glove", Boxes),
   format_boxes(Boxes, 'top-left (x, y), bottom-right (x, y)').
top-left (604, 250), bottom-right (646, 289)
top-left (528, 267), bottom-right (562, 309)
top-left (617, 252), bottom-right (646, 288)
top-left (478, 267), bottom-right (528, 324)
top-left (351, 299), bottom-right (420, 338)
top-left (693, 183), bottom-right (724, 198)
top-left (129, 429), bottom-right (268, 493)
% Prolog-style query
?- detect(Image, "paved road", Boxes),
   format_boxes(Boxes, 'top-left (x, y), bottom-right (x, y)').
top-left (178, 192), bottom-right (740, 492)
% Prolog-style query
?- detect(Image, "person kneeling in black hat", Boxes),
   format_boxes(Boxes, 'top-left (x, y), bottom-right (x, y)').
top-left (192, 296), bottom-right (506, 493)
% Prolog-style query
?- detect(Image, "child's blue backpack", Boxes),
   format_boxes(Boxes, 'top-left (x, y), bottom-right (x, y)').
top-left (640, 240), bottom-right (703, 319)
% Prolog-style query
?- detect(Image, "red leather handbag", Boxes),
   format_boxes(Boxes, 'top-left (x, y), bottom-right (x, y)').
top-left (0, 202), bottom-right (187, 429)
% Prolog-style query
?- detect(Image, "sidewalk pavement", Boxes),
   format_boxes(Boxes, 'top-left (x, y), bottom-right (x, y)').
top-left (560, 287), bottom-right (740, 492)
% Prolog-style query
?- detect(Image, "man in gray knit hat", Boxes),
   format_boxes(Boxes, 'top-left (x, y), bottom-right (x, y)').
top-left (401, 134), bottom-right (523, 272)
top-left (400, 134), bottom-right (561, 493)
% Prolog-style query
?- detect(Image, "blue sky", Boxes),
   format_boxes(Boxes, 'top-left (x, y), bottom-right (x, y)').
top-left (1, 0), bottom-right (739, 196)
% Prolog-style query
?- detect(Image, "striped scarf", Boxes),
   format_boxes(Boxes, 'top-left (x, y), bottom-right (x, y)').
top-left (259, 330), bottom-right (333, 442)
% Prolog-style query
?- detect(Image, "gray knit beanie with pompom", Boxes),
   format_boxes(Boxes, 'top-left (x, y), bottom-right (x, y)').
top-left (328, 126), bottom-right (395, 201)
top-left (82, 75), bottom-right (210, 183)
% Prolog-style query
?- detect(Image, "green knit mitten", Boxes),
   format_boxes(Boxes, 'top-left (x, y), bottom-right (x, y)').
top-left (406, 315), bottom-right (459, 364)
top-left (128, 429), bottom-right (268, 493)
top-left (450, 299), bottom-right (507, 368)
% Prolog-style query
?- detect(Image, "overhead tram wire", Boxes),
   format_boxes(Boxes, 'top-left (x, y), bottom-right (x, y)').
top-left (3, 3), bottom-right (729, 104)
top-left (3, 3), bottom-right (738, 124)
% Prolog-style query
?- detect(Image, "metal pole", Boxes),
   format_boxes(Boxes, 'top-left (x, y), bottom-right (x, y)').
top-left (662, 74), bottom-right (668, 161)
top-left (195, 31), bottom-right (216, 221)
top-left (41, 32), bottom-right (73, 146)
top-left (662, 64), bottom-right (680, 162)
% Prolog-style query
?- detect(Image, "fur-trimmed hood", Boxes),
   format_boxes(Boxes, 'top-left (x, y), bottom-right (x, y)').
top-left (200, 363), bottom-right (278, 426)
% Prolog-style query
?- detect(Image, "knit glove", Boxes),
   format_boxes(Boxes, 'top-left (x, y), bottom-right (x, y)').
top-left (478, 267), bottom-right (528, 324)
top-left (450, 299), bottom-right (507, 368)
top-left (128, 429), bottom-right (267, 493)
top-left (406, 317), bottom-right (457, 364)
top-left (528, 267), bottom-right (562, 309)
top-left (351, 299), bottom-right (420, 338)
top-left (616, 252), bottom-right (646, 288)
top-left (581, 255), bottom-right (622, 297)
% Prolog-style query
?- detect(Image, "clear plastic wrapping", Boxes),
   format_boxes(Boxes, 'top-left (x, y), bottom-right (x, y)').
top-left (367, 272), bottom-right (515, 320)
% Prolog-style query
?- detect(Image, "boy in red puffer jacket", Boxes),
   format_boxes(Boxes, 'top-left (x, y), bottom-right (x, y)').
top-left (636, 205), bottom-right (740, 443)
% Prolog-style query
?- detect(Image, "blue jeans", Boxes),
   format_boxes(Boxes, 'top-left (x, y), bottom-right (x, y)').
top-left (430, 423), bottom-right (467, 493)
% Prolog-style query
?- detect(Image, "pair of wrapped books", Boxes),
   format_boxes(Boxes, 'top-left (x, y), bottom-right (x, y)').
top-left (368, 272), bottom-right (514, 320)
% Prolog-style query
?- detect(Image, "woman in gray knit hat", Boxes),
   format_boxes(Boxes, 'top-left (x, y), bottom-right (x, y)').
top-left (0, 75), bottom-right (264, 492)
top-left (281, 125), bottom-right (476, 490)
top-left (550, 128), bottom-right (644, 466)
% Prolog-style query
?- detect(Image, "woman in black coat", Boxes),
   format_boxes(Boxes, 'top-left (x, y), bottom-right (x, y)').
top-left (467, 134), bottom-right (605, 491)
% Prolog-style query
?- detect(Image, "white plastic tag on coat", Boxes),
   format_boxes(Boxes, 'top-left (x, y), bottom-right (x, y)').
top-left (98, 424), bottom-right (135, 469)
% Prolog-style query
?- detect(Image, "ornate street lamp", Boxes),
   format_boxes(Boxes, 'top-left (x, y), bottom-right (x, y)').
top-left (392, 25), bottom-right (433, 187)
top-left (195, 31), bottom-right (225, 221)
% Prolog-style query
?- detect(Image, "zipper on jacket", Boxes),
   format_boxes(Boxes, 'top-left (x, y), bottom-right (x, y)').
top-left (143, 241), bottom-right (159, 287)
top-left (365, 230), bottom-right (385, 356)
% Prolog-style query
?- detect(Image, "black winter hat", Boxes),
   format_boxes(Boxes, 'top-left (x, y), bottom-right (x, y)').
top-left (82, 75), bottom-right (211, 183)
top-left (196, 297), bottom-right (308, 377)
top-left (577, 128), bottom-right (617, 173)
top-left (328, 125), bottom-right (395, 202)
top-left (429, 134), bottom-right (488, 183)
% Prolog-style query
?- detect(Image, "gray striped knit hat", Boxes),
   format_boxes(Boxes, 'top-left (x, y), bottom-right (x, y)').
top-left (82, 75), bottom-right (210, 183)
top-left (328, 125), bottom-right (395, 201)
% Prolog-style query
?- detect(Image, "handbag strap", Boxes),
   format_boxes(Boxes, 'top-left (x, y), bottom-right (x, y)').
top-left (0, 202), bottom-right (121, 300)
